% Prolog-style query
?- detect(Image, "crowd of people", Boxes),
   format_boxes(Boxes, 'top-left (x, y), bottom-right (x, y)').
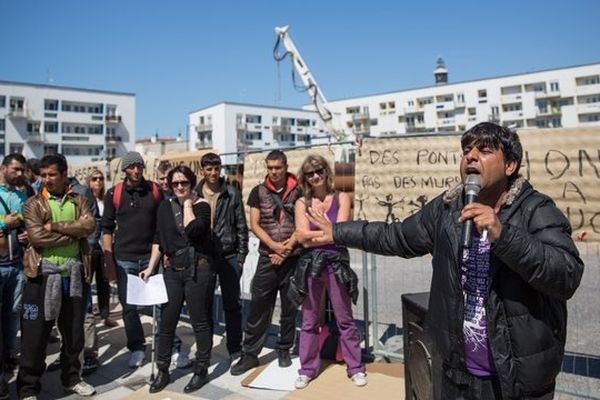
top-left (0, 122), bottom-right (584, 400)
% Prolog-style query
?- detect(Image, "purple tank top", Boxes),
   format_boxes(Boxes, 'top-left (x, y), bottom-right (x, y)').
top-left (309, 194), bottom-right (338, 252)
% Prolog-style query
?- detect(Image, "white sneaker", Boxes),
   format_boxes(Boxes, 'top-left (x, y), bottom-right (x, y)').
top-left (171, 351), bottom-right (192, 369)
top-left (351, 372), bottom-right (367, 387)
top-left (128, 350), bottom-right (146, 368)
top-left (65, 381), bottom-right (96, 396)
top-left (294, 374), bottom-right (311, 389)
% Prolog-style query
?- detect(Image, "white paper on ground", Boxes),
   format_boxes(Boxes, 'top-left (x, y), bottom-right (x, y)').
top-left (126, 274), bottom-right (168, 306)
top-left (247, 357), bottom-right (301, 391)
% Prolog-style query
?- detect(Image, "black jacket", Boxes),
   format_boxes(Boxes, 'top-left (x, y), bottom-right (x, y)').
top-left (102, 179), bottom-right (162, 261)
top-left (289, 247), bottom-right (358, 307)
top-left (196, 178), bottom-right (248, 262)
top-left (334, 177), bottom-right (583, 398)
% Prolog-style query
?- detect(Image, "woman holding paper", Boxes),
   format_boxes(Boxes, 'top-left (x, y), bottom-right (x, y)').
top-left (140, 165), bottom-right (216, 394)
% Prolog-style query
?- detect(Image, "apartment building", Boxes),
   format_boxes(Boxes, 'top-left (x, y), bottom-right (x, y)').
top-left (188, 101), bottom-right (325, 164)
top-left (0, 80), bottom-right (135, 165)
top-left (321, 61), bottom-right (600, 136)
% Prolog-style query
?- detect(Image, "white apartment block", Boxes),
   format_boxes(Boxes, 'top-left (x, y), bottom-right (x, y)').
top-left (188, 102), bottom-right (325, 164)
top-left (320, 61), bottom-right (600, 136)
top-left (0, 80), bottom-right (135, 165)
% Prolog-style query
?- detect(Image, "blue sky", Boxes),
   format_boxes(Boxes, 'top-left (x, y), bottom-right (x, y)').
top-left (1, 0), bottom-right (599, 138)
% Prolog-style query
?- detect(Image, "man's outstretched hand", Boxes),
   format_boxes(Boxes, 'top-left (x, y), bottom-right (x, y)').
top-left (305, 207), bottom-right (335, 245)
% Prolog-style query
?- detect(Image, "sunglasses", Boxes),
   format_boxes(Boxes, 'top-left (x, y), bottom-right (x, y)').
top-left (91, 176), bottom-right (104, 182)
top-left (304, 168), bottom-right (325, 178)
top-left (171, 180), bottom-right (191, 188)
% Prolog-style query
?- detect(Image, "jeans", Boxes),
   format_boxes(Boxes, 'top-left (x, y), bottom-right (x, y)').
top-left (17, 274), bottom-right (85, 397)
top-left (242, 255), bottom-right (297, 357)
top-left (154, 261), bottom-right (182, 354)
top-left (0, 264), bottom-right (25, 370)
top-left (116, 258), bottom-right (150, 352)
top-left (157, 261), bottom-right (216, 371)
top-left (298, 265), bottom-right (364, 378)
top-left (216, 255), bottom-right (243, 355)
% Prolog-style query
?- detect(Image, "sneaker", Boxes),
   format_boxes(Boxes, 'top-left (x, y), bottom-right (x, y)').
top-left (230, 354), bottom-right (258, 376)
top-left (171, 352), bottom-right (192, 369)
top-left (64, 381), bottom-right (96, 396)
top-left (128, 350), bottom-right (146, 368)
top-left (294, 374), bottom-right (311, 389)
top-left (21, 397), bottom-right (38, 400)
top-left (82, 356), bottom-right (99, 376)
top-left (351, 372), bottom-right (367, 387)
top-left (277, 349), bottom-right (292, 368)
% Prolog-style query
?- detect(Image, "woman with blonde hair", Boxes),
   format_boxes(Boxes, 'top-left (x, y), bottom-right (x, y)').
top-left (291, 155), bottom-right (366, 389)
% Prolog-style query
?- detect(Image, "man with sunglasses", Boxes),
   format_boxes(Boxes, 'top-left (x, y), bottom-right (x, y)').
top-left (102, 151), bottom-right (163, 368)
top-left (231, 150), bottom-right (301, 376)
top-left (196, 153), bottom-right (248, 363)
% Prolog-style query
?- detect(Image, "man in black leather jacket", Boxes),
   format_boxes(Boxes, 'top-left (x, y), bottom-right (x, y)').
top-left (307, 123), bottom-right (583, 399)
top-left (196, 153), bottom-right (248, 360)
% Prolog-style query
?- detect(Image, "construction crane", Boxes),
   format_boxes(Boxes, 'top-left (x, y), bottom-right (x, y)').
top-left (274, 25), bottom-right (347, 142)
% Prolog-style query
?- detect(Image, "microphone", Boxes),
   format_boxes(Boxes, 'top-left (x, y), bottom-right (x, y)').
top-left (462, 174), bottom-right (482, 248)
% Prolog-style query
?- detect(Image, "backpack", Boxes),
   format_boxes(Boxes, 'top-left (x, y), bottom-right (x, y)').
top-left (112, 181), bottom-right (161, 210)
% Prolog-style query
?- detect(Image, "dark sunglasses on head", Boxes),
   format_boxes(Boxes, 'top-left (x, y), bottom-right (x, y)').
top-left (171, 180), bottom-right (191, 188)
top-left (304, 168), bottom-right (325, 178)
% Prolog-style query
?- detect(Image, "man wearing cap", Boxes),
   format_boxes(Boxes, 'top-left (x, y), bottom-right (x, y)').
top-left (102, 151), bottom-right (163, 368)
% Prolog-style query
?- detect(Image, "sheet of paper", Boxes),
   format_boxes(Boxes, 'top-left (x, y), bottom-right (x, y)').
top-left (247, 357), bottom-right (300, 391)
top-left (126, 274), bottom-right (168, 306)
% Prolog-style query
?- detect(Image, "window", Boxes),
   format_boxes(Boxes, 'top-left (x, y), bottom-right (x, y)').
top-left (44, 99), bottom-right (58, 111)
top-left (408, 100), bottom-right (414, 107)
top-left (9, 98), bottom-right (24, 111)
top-left (369, 118), bottom-right (378, 126)
top-left (44, 144), bottom-right (58, 155)
top-left (44, 122), bottom-right (58, 133)
top-left (379, 102), bottom-right (387, 110)
top-left (468, 107), bottom-right (476, 116)
top-left (27, 122), bottom-right (41, 133)
top-left (0, 119), bottom-right (4, 132)
top-left (550, 82), bottom-right (559, 92)
top-left (388, 101), bottom-right (395, 109)
top-left (245, 114), bottom-right (262, 124)
top-left (0, 96), bottom-right (5, 108)
top-left (478, 89), bottom-right (487, 98)
top-left (456, 93), bottom-right (465, 103)
top-left (346, 106), bottom-right (360, 114)
top-left (9, 144), bottom-right (23, 154)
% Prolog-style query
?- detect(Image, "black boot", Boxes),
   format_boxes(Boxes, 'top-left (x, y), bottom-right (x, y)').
top-left (149, 370), bottom-right (170, 393)
top-left (278, 349), bottom-right (292, 368)
top-left (184, 366), bottom-right (209, 393)
top-left (230, 353), bottom-right (259, 376)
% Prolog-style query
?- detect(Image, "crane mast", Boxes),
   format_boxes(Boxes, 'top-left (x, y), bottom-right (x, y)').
top-left (274, 25), bottom-right (346, 141)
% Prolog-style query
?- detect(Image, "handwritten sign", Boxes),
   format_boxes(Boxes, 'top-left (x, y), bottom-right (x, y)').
top-left (354, 128), bottom-right (600, 241)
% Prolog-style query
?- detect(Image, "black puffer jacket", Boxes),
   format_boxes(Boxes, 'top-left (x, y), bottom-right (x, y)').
top-left (334, 177), bottom-right (583, 398)
top-left (196, 178), bottom-right (249, 262)
top-left (289, 247), bottom-right (358, 307)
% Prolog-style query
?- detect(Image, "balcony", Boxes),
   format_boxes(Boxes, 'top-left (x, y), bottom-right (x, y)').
top-left (535, 90), bottom-right (560, 99)
top-left (272, 125), bottom-right (292, 135)
top-left (501, 93), bottom-right (523, 103)
top-left (352, 125), bottom-right (370, 135)
top-left (8, 108), bottom-right (29, 119)
top-left (195, 124), bottom-right (212, 133)
top-left (26, 132), bottom-right (45, 143)
top-left (438, 117), bottom-right (456, 127)
top-left (502, 110), bottom-right (524, 120)
top-left (106, 135), bottom-right (122, 145)
top-left (435, 101), bottom-right (455, 111)
top-left (488, 114), bottom-right (501, 123)
top-left (105, 115), bottom-right (122, 124)
top-left (536, 107), bottom-right (560, 116)
top-left (351, 112), bottom-right (369, 121)
top-left (403, 105), bottom-right (423, 114)
top-left (576, 83), bottom-right (600, 96)
top-left (578, 103), bottom-right (600, 114)
top-left (236, 123), bottom-right (247, 131)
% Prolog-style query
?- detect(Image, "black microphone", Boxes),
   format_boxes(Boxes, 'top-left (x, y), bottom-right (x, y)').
top-left (462, 174), bottom-right (482, 248)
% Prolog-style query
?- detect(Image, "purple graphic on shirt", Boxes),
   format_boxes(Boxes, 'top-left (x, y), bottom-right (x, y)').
top-left (461, 231), bottom-right (496, 376)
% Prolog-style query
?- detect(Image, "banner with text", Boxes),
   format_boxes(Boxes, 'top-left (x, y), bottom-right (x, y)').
top-left (354, 128), bottom-right (600, 241)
